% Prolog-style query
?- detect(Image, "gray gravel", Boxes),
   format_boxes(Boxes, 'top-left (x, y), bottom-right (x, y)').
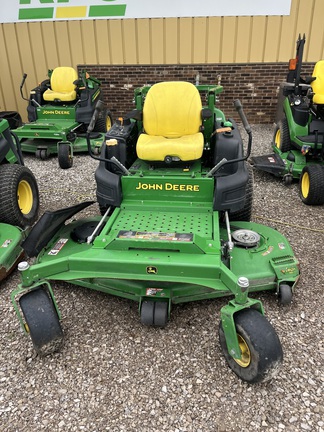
top-left (0, 124), bottom-right (323, 432)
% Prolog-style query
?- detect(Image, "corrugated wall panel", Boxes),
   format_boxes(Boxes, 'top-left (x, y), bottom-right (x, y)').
top-left (206, 17), bottom-right (222, 63)
top-left (69, 20), bottom-right (86, 66)
top-left (107, 20), bottom-right (124, 64)
top-left (249, 16), bottom-right (267, 62)
top-left (164, 18), bottom-right (178, 64)
top-left (235, 17), bottom-right (251, 63)
top-left (1, 0), bottom-right (324, 116)
top-left (308, 0), bottom-right (324, 60)
top-left (150, 18), bottom-right (164, 64)
top-left (221, 17), bottom-right (237, 63)
top-left (122, 19), bottom-right (137, 64)
top-left (193, 17), bottom-right (207, 64)
top-left (264, 16), bottom-right (282, 62)
top-left (137, 19), bottom-right (151, 64)
top-left (179, 18), bottom-right (193, 64)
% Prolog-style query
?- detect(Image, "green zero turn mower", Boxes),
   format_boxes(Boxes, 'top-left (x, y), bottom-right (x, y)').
top-left (12, 82), bottom-right (299, 383)
top-left (0, 116), bottom-right (39, 281)
top-left (14, 67), bottom-right (113, 169)
top-left (252, 34), bottom-right (324, 205)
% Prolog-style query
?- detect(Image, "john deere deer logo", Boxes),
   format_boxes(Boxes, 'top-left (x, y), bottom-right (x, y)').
top-left (146, 266), bottom-right (158, 275)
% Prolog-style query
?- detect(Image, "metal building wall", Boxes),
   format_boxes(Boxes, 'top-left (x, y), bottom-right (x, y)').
top-left (0, 0), bottom-right (323, 117)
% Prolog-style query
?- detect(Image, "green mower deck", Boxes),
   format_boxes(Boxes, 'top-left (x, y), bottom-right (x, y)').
top-left (0, 223), bottom-right (25, 280)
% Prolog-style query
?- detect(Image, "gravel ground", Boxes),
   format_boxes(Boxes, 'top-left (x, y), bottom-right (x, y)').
top-left (0, 124), bottom-right (323, 432)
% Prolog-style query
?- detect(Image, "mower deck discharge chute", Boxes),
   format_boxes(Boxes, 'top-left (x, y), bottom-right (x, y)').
top-left (12, 82), bottom-right (299, 383)
top-left (14, 67), bottom-right (112, 169)
top-left (0, 117), bottom-right (39, 281)
top-left (252, 34), bottom-right (324, 205)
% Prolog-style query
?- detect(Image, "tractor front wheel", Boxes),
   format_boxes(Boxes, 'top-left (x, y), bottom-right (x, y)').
top-left (273, 118), bottom-right (292, 152)
top-left (0, 164), bottom-right (39, 228)
top-left (58, 143), bottom-right (73, 169)
top-left (299, 165), bottom-right (324, 205)
top-left (19, 287), bottom-right (63, 356)
top-left (219, 308), bottom-right (283, 383)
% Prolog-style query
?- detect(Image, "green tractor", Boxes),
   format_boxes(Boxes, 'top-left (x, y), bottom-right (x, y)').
top-left (0, 116), bottom-right (39, 281)
top-left (12, 82), bottom-right (299, 383)
top-left (252, 34), bottom-right (324, 205)
top-left (14, 67), bottom-right (112, 169)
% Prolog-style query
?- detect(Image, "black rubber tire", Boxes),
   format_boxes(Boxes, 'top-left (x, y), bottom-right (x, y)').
top-left (140, 300), bottom-right (154, 326)
top-left (0, 164), bottom-right (39, 228)
top-left (94, 110), bottom-right (113, 133)
top-left (219, 308), bottom-right (283, 383)
top-left (58, 143), bottom-right (73, 169)
top-left (40, 149), bottom-right (48, 160)
top-left (299, 165), bottom-right (324, 205)
top-left (229, 163), bottom-right (253, 222)
top-left (273, 118), bottom-right (292, 152)
top-left (278, 284), bottom-right (293, 305)
top-left (153, 302), bottom-right (168, 327)
top-left (19, 287), bottom-right (63, 356)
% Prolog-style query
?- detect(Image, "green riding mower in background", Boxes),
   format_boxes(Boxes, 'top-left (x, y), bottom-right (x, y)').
top-left (0, 117), bottom-right (39, 281)
top-left (12, 82), bottom-right (299, 383)
top-left (252, 34), bottom-right (324, 205)
top-left (14, 67), bottom-right (113, 169)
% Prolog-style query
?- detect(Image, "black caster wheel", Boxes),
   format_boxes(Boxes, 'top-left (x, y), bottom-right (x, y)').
top-left (140, 300), bottom-right (169, 327)
top-left (278, 283), bottom-right (293, 305)
top-left (219, 308), bottom-right (283, 383)
top-left (19, 287), bottom-right (63, 356)
top-left (58, 143), bottom-right (73, 169)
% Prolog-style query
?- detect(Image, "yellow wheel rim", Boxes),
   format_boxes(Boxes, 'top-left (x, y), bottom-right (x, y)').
top-left (275, 129), bottom-right (281, 149)
top-left (301, 172), bottom-right (310, 198)
top-left (17, 180), bottom-right (33, 215)
top-left (106, 116), bottom-right (112, 131)
top-left (234, 334), bottom-right (251, 368)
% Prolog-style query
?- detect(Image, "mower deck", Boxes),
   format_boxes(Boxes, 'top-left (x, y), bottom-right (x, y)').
top-left (17, 159), bottom-right (299, 302)
top-left (0, 223), bottom-right (24, 281)
top-left (16, 118), bottom-right (104, 157)
top-left (252, 148), bottom-right (323, 180)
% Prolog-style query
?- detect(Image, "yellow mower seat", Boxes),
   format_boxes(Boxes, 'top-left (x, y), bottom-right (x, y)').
top-left (311, 60), bottom-right (324, 105)
top-left (136, 81), bottom-right (204, 162)
top-left (43, 67), bottom-right (78, 102)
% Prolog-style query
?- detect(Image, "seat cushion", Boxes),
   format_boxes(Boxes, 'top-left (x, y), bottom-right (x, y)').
top-left (137, 132), bottom-right (204, 161)
top-left (143, 81), bottom-right (202, 137)
top-left (43, 67), bottom-right (78, 102)
top-left (137, 81), bottom-right (204, 161)
top-left (311, 61), bottom-right (324, 104)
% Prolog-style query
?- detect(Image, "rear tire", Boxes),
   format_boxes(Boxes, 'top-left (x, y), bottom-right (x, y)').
top-left (94, 109), bottom-right (113, 133)
top-left (219, 308), bottom-right (283, 383)
top-left (273, 118), bottom-right (292, 152)
top-left (0, 164), bottom-right (39, 227)
top-left (299, 165), bottom-right (324, 205)
top-left (19, 287), bottom-right (63, 356)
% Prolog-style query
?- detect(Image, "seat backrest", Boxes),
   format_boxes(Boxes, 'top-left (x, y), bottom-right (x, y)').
top-left (311, 61), bottom-right (324, 101)
top-left (143, 82), bottom-right (202, 137)
top-left (50, 67), bottom-right (78, 93)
